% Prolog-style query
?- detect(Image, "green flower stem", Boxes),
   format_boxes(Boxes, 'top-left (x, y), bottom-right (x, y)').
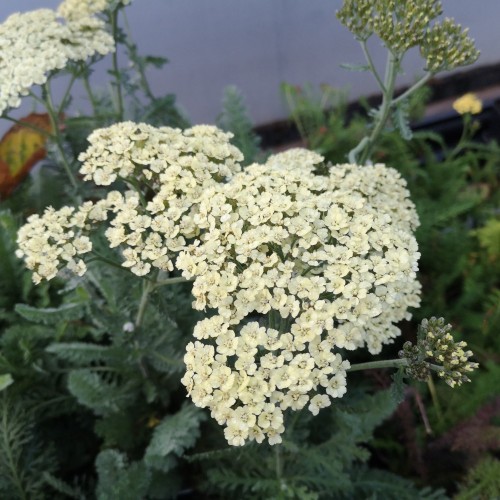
top-left (449, 113), bottom-right (475, 159)
top-left (57, 70), bottom-right (79, 115)
top-left (349, 54), bottom-right (434, 165)
top-left (275, 444), bottom-right (284, 494)
top-left (427, 375), bottom-right (444, 425)
top-left (360, 39), bottom-right (385, 92)
top-left (392, 72), bottom-right (433, 106)
top-left (87, 252), bottom-right (128, 272)
top-left (357, 51), bottom-right (399, 165)
top-left (2, 115), bottom-right (52, 138)
top-left (42, 82), bottom-right (80, 198)
top-left (82, 71), bottom-right (100, 116)
top-left (347, 358), bottom-right (445, 374)
top-left (347, 358), bottom-right (408, 372)
top-left (109, 8), bottom-right (124, 121)
top-left (135, 278), bottom-right (155, 328)
top-left (153, 276), bottom-right (194, 289)
top-left (121, 10), bottom-right (156, 102)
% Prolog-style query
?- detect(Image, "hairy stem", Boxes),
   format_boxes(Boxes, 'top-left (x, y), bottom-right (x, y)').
top-left (135, 278), bottom-right (155, 328)
top-left (82, 71), bottom-right (100, 115)
top-left (347, 358), bottom-right (408, 372)
top-left (275, 444), bottom-right (284, 495)
top-left (427, 375), bottom-right (444, 425)
top-left (392, 72), bottom-right (433, 106)
top-left (357, 51), bottom-right (399, 165)
top-left (360, 39), bottom-right (385, 92)
top-left (348, 358), bottom-right (445, 374)
top-left (153, 276), bottom-right (194, 289)
top-left (43, 82), bottom-right (80, 199)
top-left (2, 115), bottom-right (52, 138)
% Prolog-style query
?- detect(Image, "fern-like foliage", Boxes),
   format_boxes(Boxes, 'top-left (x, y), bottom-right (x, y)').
top-left (0, 395), bottom-right (56, 500)
top-left (192, 387), bottom-right (445, 499)
top-left (217, 85), bottom-right (261, 165)
top-left (455, 457), bottom-right (500, 500)
top-left (95, 449), bottom-right (150, 500)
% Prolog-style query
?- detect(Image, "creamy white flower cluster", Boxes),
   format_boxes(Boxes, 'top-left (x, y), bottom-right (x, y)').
top-left (15, 205), bottom-right (94, 284)
top-left (57, 0), bottom-right (131, 20)
top-left (16, 123), bottom-right (421, 447)
top-left (178, 149), bottom-right (421, 446)
top-left (16, 123), bottom-right (243, 280)
top-left (0, 4), bottom-right (114, 115)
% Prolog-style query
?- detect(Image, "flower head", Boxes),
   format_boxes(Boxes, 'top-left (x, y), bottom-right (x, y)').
top-left (17, 125), bottom-right (422, 447)
top-left (0, 7), bottom-right (114, 116)
top-left (452, 93), bottom-right (483, 115)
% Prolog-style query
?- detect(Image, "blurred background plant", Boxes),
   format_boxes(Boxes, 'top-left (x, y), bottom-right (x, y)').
top-left (0, 0), bottom-right (498, 499)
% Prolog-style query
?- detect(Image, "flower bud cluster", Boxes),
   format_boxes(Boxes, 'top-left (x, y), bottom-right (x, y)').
top-left (0, 3), bottom-right (115, 116)
top-left (399, 317), bottom-right (479, 387)
top-left (338, 0), bottom-right (442, 49)
top-left (337, 0), bottom-right (478, 72)
top-left (179, 149), bottom-right (421, 445)
top-left (420, 19), bottom-right (480, 72)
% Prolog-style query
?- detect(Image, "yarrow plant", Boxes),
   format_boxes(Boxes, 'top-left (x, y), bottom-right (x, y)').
top-left (7, 0), bottom-right (481, 469)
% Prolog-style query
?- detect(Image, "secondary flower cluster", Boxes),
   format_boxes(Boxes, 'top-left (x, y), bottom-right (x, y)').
top-left (16, 123), bottom-right (243, 281)
top-left (17, 123), bottom-right (422, 446)
top-left (0, 2), bottom-right (116, 116)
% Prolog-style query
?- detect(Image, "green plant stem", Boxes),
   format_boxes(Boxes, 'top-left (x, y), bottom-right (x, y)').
top-left (42, 82), bottom-right (80, 198)
top-left (82, 72), bottom-right (100, 115)
top-left (357, 51), bottom-right (399, 165)
top-left (153, 276), bottom-right (194, 289)
top-left (57, 70), bottom-right (79, 115)
top-left (427, 375), bottom-right (444, 425)
top-left (449, 113), bottom-right (475, 159)
top-left (135, 278), bottom-right (155, 328)
top-left (347, 358), bottom-right (408, 372)
top-left (110, 9), bottom-right (124, 120)
top-left (1, 115), bottom-right (52, 138)
top-left (360, 39), bottom-right (385, 92)
top-left (392, 72), bottom-right (433, 106)
top-left (121, 10), bottom-right (156, 102)
top-left (348, 358), bottom-right (445, 374)
top-left (275, 444), bottom-right (283, 493)
top-left (87, 253), bottom-right (127, 272)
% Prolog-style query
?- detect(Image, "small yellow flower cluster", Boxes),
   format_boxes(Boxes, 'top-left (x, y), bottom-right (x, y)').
top-left (452, 93), bottom-right (483, 116)
top-left (17, 123), bottom-right (242, 280)
top-left (179, 149), bottom-right (421, 445)
top-left (0, 3), bottom-right (115, 115)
